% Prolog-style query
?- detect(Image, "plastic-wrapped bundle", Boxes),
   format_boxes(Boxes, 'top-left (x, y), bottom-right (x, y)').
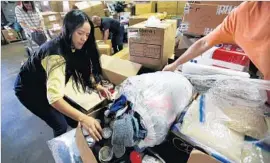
top-left (117, 72), bottom-right (194, 148)
top-left (180, 95), bottom-right (245, 162)
top-left (176, 75), bottom-right (270, 162)
top-left (241, 137), bottom-right (270, 163)
top-left (47, 129), bottom-right (82, 163)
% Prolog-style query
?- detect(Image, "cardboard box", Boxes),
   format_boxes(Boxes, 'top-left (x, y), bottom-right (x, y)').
top-left (187, 150), bottom-right (219, 163)
top-left (182, 3), bottom-right (238, 36)
top-left (157, 1), bottom-right (178, 15)
top-left (135, 1), bottom-right (156, 15)
top-left (157, 2), bottom-right (186, 15)
top-left (129, 13), bottom-right (167, 26)
top-left (196, 1), bottom-right (242, 6)
top-left (49, 1), bottom-right (63, 12)
top-left (128, 20), bottom-right (177, 70)
top-left (2, 29), bottom-right (20, 42)
top-left (113, 47), bottom-right (130, 60)
top-left (96, 40), bottom-right (112, 56)
top-left (100, 55), bottom-right (142, 85)
top-left (41, 12), bottom-right (62, 27)
top-left (74, 1), bottom-right (105, 17)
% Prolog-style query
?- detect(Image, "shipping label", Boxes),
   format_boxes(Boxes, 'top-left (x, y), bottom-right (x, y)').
top-left (216, 5), bottom-right (237, 15)
top-left (179, 23), bottom-right (189, 32)
top-left (184, 3), bottom-right (191, 14)
top-left (204, 28), bottom-right (214, 35)
top-left (130, 43), bottom-right (161, 59)
top-left (48, 15), bottom-right (57, 21)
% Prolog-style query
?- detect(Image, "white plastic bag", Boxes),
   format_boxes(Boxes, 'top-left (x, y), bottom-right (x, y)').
top-left (117, 72), bottom-right (194, 148)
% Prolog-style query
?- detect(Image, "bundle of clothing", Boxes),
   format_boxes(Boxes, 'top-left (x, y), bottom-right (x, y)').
top-left (104, 94), bottom-right (147, 158)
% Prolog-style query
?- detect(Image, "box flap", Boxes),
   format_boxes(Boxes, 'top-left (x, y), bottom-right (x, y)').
top-left (187, 150), bottom-right (219, 163)
top-left (64, 79), bottom-right (105, 112)
top-left (100, 55), bottom-right (142, 77)
top-left (75, 127), bottom-right (98, 163)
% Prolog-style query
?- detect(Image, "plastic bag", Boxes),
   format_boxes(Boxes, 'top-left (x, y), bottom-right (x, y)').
top-left (116, 72), bottom-right (194, 148)
top-left (175, 75), bottom-right (270, 162)
top-left (180, 95), bottom-right (245, 162)
top-left (47, 129), bottom-right (83, 163)
top-left (241, 137), bottom-right (270, 163)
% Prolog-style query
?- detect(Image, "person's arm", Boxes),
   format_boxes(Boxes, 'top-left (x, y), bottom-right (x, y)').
top-left (41, 55), bottom-right (102, 140)
top-left (103, 29), bottom-right (110, 41)
top-left (174, 38), bottom-right (211, 68)
top-left (163, 5), bottom-right (237, 71)
top-left (102, 20), bottom-right (110, 41)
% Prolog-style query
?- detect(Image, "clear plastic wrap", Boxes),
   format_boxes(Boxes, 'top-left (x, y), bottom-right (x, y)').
top-left (47, 129), bottom-right (83, 163)
top-left (180, 95), bottom-right (245, 162)
top-left (116, 71), bottom-right (194, 148)
top-left (241, 137), bottom-right (270, 163)
top-left (174, 74), bottom-right (270, 162)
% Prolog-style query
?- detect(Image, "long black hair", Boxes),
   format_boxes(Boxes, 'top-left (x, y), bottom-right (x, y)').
top-left (22, 1), bottom-right (36, 12)
top-left (59, 10), bottom-right (101, 92)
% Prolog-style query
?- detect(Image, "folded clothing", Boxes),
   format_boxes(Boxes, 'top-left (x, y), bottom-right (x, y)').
top-left (112, 114), bottom-right (134, 158)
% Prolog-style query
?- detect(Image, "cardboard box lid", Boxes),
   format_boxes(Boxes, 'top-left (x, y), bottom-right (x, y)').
top-left (100, 55), bottom-right (142, 77)
top-left (64, 79), bottom-right (105, 112)
top-left (187, 150), bottom-right (219, 163)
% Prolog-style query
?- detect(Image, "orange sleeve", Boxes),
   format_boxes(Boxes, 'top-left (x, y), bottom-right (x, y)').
top-left (204, 7), bottom-right (237, 46)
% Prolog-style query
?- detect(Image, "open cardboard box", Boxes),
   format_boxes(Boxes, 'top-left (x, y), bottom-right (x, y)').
top-left (64, 55), bottom-right (141, 114)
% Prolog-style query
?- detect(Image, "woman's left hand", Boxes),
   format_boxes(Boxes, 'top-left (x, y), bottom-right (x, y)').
top-left (96, 84), bottom-right (112, 100)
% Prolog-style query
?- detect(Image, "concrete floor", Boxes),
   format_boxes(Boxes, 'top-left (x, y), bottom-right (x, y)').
top-left (1, 41), bottom-right (55, 163)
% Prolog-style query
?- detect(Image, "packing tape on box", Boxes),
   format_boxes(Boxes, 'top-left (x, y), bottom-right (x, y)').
top-left (216, 5), bottom-right (237, 15)
top-left (128, 29), bottom-right (140, 39)
top-left (204, 28), bottom-right (215, 35)
top-left (184, 3), bottom-right (191, 14)
top-left (179, 23), bottom-right (189, 32)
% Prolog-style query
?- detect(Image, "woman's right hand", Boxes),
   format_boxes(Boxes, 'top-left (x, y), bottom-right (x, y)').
top-left (80, 116), bottom-right (103, 141)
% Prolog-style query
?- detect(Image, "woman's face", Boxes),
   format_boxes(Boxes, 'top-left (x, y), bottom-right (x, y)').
top-left (22, 1), bottom-right (33, 11)
top-left (72, 22), bottom-right (91, 50)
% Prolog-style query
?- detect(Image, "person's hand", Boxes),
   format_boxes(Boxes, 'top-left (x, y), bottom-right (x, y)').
top-left (80, 115), bottom-right (102, 141)
top-left (30, 27), bottom-right (38, 32)
top-left (96, 84), bottom-right (112, 100)
top-left (162, 63), bottom-right (178, 72)
top-left (37, 27), bottom-right (43, 31)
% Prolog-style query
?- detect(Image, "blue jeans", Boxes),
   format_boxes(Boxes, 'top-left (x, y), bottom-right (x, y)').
top-left (14, 75), bottom-right (78, 137)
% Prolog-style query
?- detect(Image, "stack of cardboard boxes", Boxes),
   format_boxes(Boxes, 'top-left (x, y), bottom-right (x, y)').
top-left (74, 1), bottom-right (105, 40)
top-left (1, 28), bottom-right (20, 43)
top-left (42, 12), bottom-right (62, 36)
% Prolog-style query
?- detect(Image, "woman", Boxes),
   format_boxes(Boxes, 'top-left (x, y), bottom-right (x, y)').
top-left (14, 10), bottom-right (111, 141)
top-left (15, 1), bottom-right (47, 46)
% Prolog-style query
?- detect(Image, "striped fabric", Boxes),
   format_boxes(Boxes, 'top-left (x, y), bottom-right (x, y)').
top-left (15, 5), bottom-right (42, 36)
